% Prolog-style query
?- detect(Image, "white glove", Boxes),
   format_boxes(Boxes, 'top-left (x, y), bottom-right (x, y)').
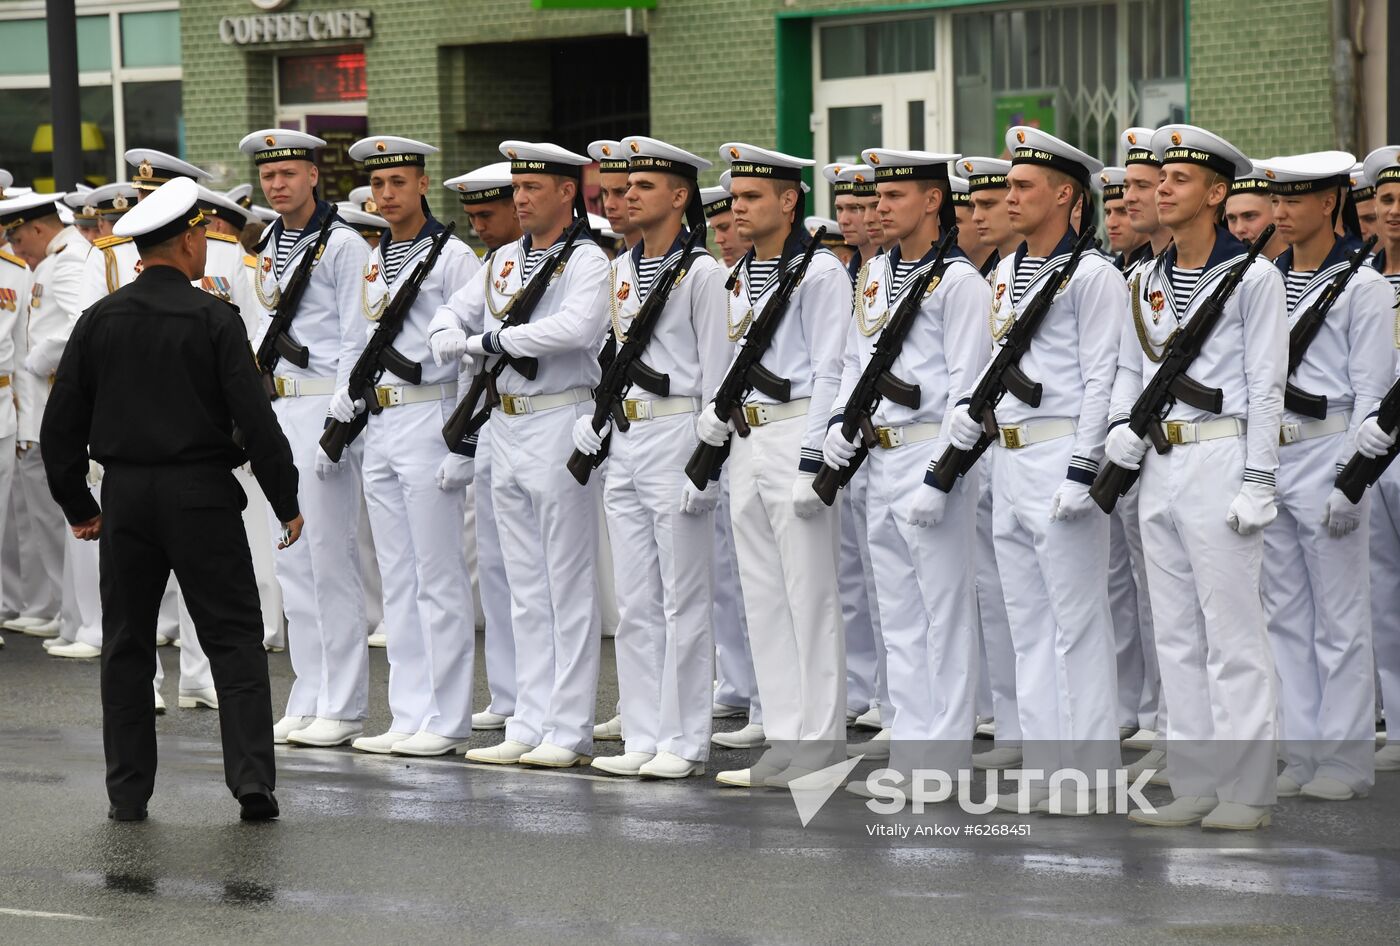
top-left (313, 447), bottom-right (345, 481)
top-left (436, 454), bottom-right (474, 490)
top-left (572, 415), bottom-right (608, 456)
top-left (696, 406), bottom-right (733, 447)
top-left (792, 473), bottom-right (823, 519)
top-left (1049, 481), bottom-right (1096, 522)
top-left (822, 424), bottom-right (860, 470)
top-left (329, 387), bottom-right (365, 424)
top-left (904, 484), bottom-right (948, 528)
top-left (430, 329), bottom-right (468, 367)
top-left (1105, 424), bottom-right (1150, 470)
top-left (1227, 482), bottom-right (1277, 535)
top-left (86, 460), bottom-right (103, 488)
top-left (1322, 487), bottom-right (1362, 538)
top-left (680, 480), bottom-right (719, 515)
top-left (465, 334), bottom-right (489, 357)
top-left (947, 403), bottom-right (983, 451)
top-left (1355, 416), bottom-right (1398, 459)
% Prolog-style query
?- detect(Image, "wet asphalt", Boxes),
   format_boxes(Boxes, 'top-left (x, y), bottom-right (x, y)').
top-left (1, 630), bottom-right (1399, 945)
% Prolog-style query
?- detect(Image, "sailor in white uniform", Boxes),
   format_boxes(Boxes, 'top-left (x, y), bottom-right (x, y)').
top-left (241, 129), bottom-right (371, 749)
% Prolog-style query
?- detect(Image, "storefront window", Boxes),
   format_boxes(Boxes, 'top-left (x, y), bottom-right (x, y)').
top-left (122, 80), bottom-right (183, 161)
top-left (0, 16), bottom-right (112, 76)
top-left (820, 17), bottom-right (937, 80)
top-left (121, 11), bottom-right (181, 69)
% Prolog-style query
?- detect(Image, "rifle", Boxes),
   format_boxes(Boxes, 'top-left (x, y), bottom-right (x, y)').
top-left (1336, 379), bottom-right (1400, 502)
top-left (1089, 225), bottom-right (1275, 513)
top-left (566, 225), bottom-right (707, 485)
top-left (1284, 235), bottom-right (1378, 419)
top-left (811, 226), bottom-right (959, 505)
top-left (319, 222), bottom-right (456, 462)
top-left (928, 226), bottom-right (1097, 492)
top-left (441, 216), bottom-right (589, 454)
top-left (683, 228), bottom-right (826, 490)
top-left (254, 204), bottom-right (341, 399)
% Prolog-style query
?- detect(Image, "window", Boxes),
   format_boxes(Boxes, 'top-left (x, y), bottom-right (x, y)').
top-left (277, 51), bottom-right (368, 106)
top-left (121, 11), bottom-right (181, 69)
top-left (820, 17), bottom-right (938, 80)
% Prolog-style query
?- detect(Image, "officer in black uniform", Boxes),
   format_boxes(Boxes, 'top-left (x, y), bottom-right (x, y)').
top-left (40, 177), bottom-right (302, 823)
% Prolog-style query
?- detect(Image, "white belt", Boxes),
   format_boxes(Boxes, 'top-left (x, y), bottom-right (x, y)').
top-left (373, 381), bottom-right (457, 409)
top-left (620, 395), bottom-right (700, 422)
top-left (996, 417), bottom-right (1076, 450)
top-left (741, 398), bottom-right (811, 428)
top-left (873, 421), bottom-right (941, 450)
top-left (1279, 411), bottom-right (1349, 446)
top-left (273, 376), bottom-right (335, 397)
top-left (1159, 416), bottom-right (1246, 445)
top-left (499, 386), bottom-right (591, 417)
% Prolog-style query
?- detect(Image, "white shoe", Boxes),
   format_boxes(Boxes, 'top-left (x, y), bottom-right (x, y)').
top-left (847, 728), bottom-right (890, 760)
top-left (264, 643), bottom-right (285, 654)
top-left (172, 638), bottom-right (182, 649)
top-left (1201, 801), bottom-right (1272, 830)
top-left (367, 632), bottom-right (387, 649)
top-left (48, 640), bottom-right (101, 659)
top-left (519, 743), bottom-right (591, 768)
top-left (762, 765), bottom-right (840, 790)
top-left (153, 686), bottom-right (166, 715)
top-left (712, 702), bottom-right (747, 719)
top-left (975, 719), bottom-right (997, 739)
top-left (1374, 744), bottom-right (1400, 771)
top-left (1300, 776), bottom-right (1359, 801)
top-left (853, 706), bottom-right (882, 730)
top-left (177, 687), bottom-right (218, 710)
top-left (638, 751), bottom-right (705, 779)
top-left (285, 717), bottom-right (363, 748)
top-left (591, 751), bottom-right (655, 776)
top-left (464, 740), bottom-right (536, 764)
top-left (711, 723), bottom-right (765, 749)
top-left (1123, 728), bottom-right (1158, 751)
top-left (1128, 795), bottom-right (1217, 827)
top-left (991, 788), bottom-right (1049, 814)
top-left (42, 636), bottom-right (70, 651)
top-left (155, 634), bottom-right (173, 647)
top-left (1125, 748), bottom-right (1167, 782)
top-left (973, 746), bottom-right (1024, 770)
top-left (21, 618), bottom-right (60, 639)
top-left (272, 715), bottom-right (314, 745)
top-left (1118, 725), bottom-right (1137, 741)
top-left (2, 616), bottom-right (43, 632)
top-left (1276, 773), bottom-right (1303, 798)
top-left (351, 731), bottom-right (414, 754)
top-left (391, 732), bottom-right (472, 757)
top-left (472, 710), bottom-right (508, 731)
top-left (593, 715), bottom-right (623, 741)
top-left (846, 707), bottom-right (860, 724)
top-left (1037, 788), bottom-right (1104, 816)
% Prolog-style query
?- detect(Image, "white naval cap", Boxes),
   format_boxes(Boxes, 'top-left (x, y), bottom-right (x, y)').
top-left (0, 168), bottom-right (12, 196)
top-left (0, 190), bottom-right (65, 231)
top-left (862, 148), bottom-right (961, 181)
top-left (113, 177), bottom-right (207, 249)
top-left (250, 204), bottom-right (279, 224)
top-left (588, 140), bottom-right (628, 174)
top-left (196, 185), bottom-right (250, 230)
top-left (1362, 146), bottom-right (1400, 195)
top-left (1095, 166), bottom-right (1128, 201)
top-left (820, 163), bottom-right (847, 186)
top-left (1121, 127), bottom-right (1160, 167)
top-left (1006, 127), bottom-right (1102, 186)
top-left (237, 129), bottom-right (325, 165)
top-left (948, 175), bottom-right (970, 206)
top-left (62, 184), bottom-right (94, 213)
top-left (80, 182), bottom-right (138, 217)
top-left (622, 135), bottom-right (712, 178)
top-left (125, 148), bottom-right (212, 191)
top-left (717, 169), bottom-right (731, 191)
top-left (348, 185), bottom-right (374, 210)
top-left (588, 212), bottom-right (620, 242)
top-left (1229, 160), bottom-right (1272, 197)
top-left (500, 140), bottom-right (590, 178)
top-left (804, 216), bottom-right (845, 246)
top-left (1254, 151), bottom-right (1356, 195)
top-left (720, 142), bottom-right (812, 182)
top-left (349, 135), bottom-right (439, 171)
top-left (58, 205), bottom-right (75, 226)
top-left (336, 202), bottom-right (388, 232)
top-left (954, 157), bottom-right (1012, 192)
top-left (1350, 163), bottom-right (1374, 201)
top-left (226, 183), bottom-right (254, 209)
top-left (700, 185), bottom-right (731, 218)
top-left (826, 163), bottom-right (876, 197)
top-left (444, 162), bottom-right (514, 205)
top-left (1151, 124), bottom-right (1252, 180)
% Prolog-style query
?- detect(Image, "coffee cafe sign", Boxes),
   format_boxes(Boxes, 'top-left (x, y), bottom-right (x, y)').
top-left (219, 0), bottom-right (373, 46)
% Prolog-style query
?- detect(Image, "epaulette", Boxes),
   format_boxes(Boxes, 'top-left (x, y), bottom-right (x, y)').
top-left (0, 249), bottom-right (24, 269)
top-left (243, 254), bottom-right (257, 268)
top-left (93, 235), bottom-right (131, 250)
top-left (208, 232), bottom-right (240, 244)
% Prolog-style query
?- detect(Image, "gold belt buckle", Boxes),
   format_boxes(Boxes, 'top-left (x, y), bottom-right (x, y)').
top-left (623, 399), bottom-right (646, 422)
top-left (500, 393), bottom-right (524, 415)
top-left (374, 386), bottom-right (396, 409)
top-left (743, 403), bottom-right (764, 428)
top-left (999, 426), bottom-right (1022, 449)
top-left (876, 426), bottom-right (898, 449)
top-left (274, 377), bottom-right (291, 398)
top-left (1165, 421), bottom-right (1187, 445)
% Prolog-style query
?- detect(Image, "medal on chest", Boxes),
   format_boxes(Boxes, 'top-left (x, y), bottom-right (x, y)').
top-left (199, 275), bottom-right (231, 301)
top-left (1148, 289), bottom-right (1165, 325)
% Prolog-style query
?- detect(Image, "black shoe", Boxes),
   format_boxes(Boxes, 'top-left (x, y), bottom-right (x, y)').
top-left (236, 787), bottom-right (279, 822)
top-left (107, 805), bottom-right (148, 822)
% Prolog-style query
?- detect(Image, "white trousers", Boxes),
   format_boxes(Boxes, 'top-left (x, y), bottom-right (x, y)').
top-left (474, 426), bottom-right (517, 717)
top-left (712, 475), bottom-right (761, 722)
top-left (358, 488), bottom-right (385, 634)
top-left (1, 460), bottom-right (22, 619)
top-left (60, 484), bottom-right (102, 649)
top-left (154, 590), bottom-right (213, 693)
top-left (974, 476), bottom-right (1019, 745)
top-left (269, 395), bottom-right (368, 722)
top-left (1372, 461), bottom-right (1400, 741)
top-left (1138, 436), bottom-right (1278, 806)
top-left (15, 445), bottom-right (63, 620)
top-left (1263, 431), bottom-right (1375, 792)
top-left (1109, 485), bottom-right (1163, 732)
top-left (605, 413), bottom-right (715, 761)
top-left (235, 465), bottom-right (285, 647)
top-left (493, 401), bottom-right (601, 753)
top-left (991, 439), bottom-right (1120, 782)
top-left (727, 415), bottom-right (844, 766)
top-left (840, 467), bottom-right (887, 716)
top-left (363, 401), bottom-right (476, 738)
top-left (865, 442), bottom-right (978, 775)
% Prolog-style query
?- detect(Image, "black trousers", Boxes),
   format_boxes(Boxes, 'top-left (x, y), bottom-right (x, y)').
top-left (99, 463), bottom-right (275, 808)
